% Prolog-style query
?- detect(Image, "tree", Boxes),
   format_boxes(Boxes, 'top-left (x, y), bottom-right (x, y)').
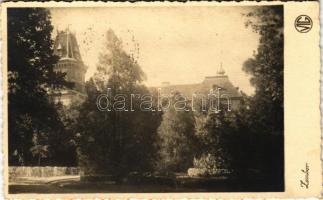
top-left (8, 8), bottom-right (67, 165)
top-left (193, 101), bottom-right (239, 176)
top-left (239, 6), bottom-right (284, 187)
top-left (156, 92), bottom-right (197, 173)
top-left (51, 101), bottom-right (80, 166)
top-left (76, 29), bottom-right (162, 179)
top-left (243, 6), bottom-right (284, 135)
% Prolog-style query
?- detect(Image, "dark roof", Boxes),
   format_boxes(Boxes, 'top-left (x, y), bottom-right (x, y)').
top-left (202, 75), bottom-right (242, 97)
top-left (159, 75), bottom-right (242, 99)
top-left (160, 83), bottom-right (202, 98)
top-left (53, 30), bottom-right (83, 62)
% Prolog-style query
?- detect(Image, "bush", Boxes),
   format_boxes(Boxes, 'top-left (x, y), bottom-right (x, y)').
top-left (187, 168), bottom-right (207, 177)
top-left (192, 154), bottom-right (232, 177)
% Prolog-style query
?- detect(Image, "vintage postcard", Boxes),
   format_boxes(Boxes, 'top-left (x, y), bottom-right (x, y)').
top-left (1, 1), bottom-right (321, 199)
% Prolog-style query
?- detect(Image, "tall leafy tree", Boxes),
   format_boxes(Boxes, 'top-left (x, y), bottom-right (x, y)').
top-left (8, 8), bottom-right (67, 165)
top-left (194, 111), bottom-right (229, 173)
top-left (240, 6), bottom-right (284, 186)
top-left (243, 6), bottom-right (284, 135)
top-left (156, 92), bottom-right (197, 173)
top-left (193, 96), bottom-right (241, 176)
top-left (77, 29), bottom-right (162, 179)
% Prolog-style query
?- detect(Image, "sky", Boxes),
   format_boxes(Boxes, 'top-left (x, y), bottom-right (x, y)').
top-left (50, 6), bottom-right (260, 95)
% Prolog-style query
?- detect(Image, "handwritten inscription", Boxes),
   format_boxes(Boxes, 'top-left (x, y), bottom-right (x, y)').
top-left (300, 163), bottom-right (309, 189)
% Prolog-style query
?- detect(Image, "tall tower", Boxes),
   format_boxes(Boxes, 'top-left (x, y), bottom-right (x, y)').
top-left (52, 28), bottom-right (88, 105)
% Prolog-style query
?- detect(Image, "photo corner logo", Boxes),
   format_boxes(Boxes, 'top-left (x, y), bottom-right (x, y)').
top-left (295, 15), bottom-right (313, 33)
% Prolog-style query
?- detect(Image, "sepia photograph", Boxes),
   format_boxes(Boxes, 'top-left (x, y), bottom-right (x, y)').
top-left (2, 2), bottom-right (319, 197)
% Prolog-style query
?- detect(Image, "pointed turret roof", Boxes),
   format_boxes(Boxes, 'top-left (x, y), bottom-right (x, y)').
top-left (53, 28), bottom-right (83, 62)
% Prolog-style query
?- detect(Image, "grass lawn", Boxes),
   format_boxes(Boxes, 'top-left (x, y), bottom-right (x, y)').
top-left (9, 175), bottom-right (283, 193)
